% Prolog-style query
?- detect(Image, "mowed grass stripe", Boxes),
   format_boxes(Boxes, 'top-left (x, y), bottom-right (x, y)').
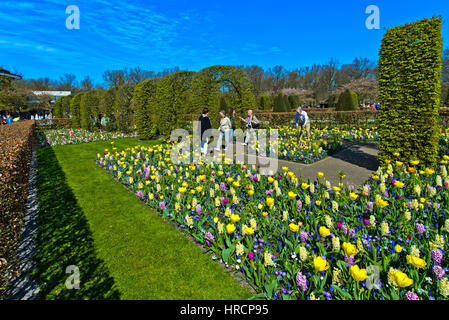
top-left (44, 138), bottom-right (252, 299)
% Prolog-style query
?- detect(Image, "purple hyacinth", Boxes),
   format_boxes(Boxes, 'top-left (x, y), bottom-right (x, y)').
top-left (433, 265), bottom-right (445, 280)
top-left (415, 223), bottom-right (425, 236)
top-left (297, 200), bottom-right (303, 212)
top-left (300, 231), bottom-right (308, 243)
top-left (342, 225), bottom-right (348, 236)
top-left (296, 272), bottom-right (307, 292)
top-left (159, 201), bottom-right (166, 210)
top-left (367, 201), bottom-right (373, 212)
top-left (205, 232), bottom-right (214, 247)
top-left (195, 204), bottom-right (202, 214)
top-left (136, 191), bottom-right (145, 199)
top-left (349, 228), bottom-right (355, 238)
top-left (405, 291), bottom-right (419, 300)
top-left (432, 249), bottom-right (443, 265)
top-left (345, 254), bottom-right (354, 267)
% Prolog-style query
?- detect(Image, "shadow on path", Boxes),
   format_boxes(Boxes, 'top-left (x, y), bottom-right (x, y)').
top-left (31, 146), bottom-right (120, 299)
top-left (331, 142), bottom-right (379, 172)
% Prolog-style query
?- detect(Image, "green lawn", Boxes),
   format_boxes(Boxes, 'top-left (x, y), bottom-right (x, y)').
top-left (34, 138), bottom-right (252, 300)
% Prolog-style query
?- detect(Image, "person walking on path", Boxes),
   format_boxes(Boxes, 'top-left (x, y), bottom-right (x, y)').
top-left (239, 109), bottom-right (259, 146)
top-left (229, 109), bottom-right (236, 144)
top-left (198, 108), bottom-right (212, 156)
top-left (215, 110), bottom-right (232, 151)
top-left (295, 106), bottom-right (310, 141)
top-left (5, 113), bottom-right (13, 124)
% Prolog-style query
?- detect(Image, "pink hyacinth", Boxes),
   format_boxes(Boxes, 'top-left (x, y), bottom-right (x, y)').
top-left (432, 249), bottom-right (443, 265)
top-left (300, 231), bottom-right (308, 243)
top-left (296, 272), bottom-right (307, 292)
top-left (405, 291), bottom-right (419, 300)
top-left (433, 265), bottom-right (445, 280)
top-left (415, 223), bottom-right (425, 236)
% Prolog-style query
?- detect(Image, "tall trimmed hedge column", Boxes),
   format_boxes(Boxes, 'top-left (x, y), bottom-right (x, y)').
top-left (378, 17), bottom-right (443, 167)
top-left (80, 90), bottom-right (101, 130)
top-left (70, 92), bottom-right (84, 129)
top-left (133, 79), bottom-right (159, 139)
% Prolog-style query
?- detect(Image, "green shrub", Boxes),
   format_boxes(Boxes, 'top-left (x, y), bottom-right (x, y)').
top-left (133, 79), bottom-right (159, 138)
top-left (337, 89), bottom-right (358, 111)
top-left (258, 95), bottom-right (272, 110)
top-left (288, 94), bottom-right (301, 110)
top-left (273, 92), bottom-right (287, 112)
top-left (378, 17), bottom-right (443, 167)
top-left (53, 97), bottom-right (63, 118)
top-left (70, 92), bottom-right (85, 129)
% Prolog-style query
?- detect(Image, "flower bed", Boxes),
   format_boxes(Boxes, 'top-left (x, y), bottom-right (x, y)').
top-left (97, 141), bottom-right (449, 300)
top-left (38, 128), bottom-right (137, 146)
top-left (0, 120), bottom-right (35, 298)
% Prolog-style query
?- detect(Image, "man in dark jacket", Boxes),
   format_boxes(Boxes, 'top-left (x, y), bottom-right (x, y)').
top-left (198, 108), bottom-right (212, 155)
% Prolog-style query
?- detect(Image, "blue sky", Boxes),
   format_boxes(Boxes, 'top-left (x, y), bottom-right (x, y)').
top-left (0, 0), bottom-right (448, 86)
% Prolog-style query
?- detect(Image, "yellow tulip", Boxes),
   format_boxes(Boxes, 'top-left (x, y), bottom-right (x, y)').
top-left (319, 226), bottom-right (330, 238)
top-left (342, 242), bottom-right (358, 256)
top-left (392, 270), bottom-right (413, 288)
top-left (288, 191), bottom-right (297, 200)
top-left (406, 255), bottom-right (427, 269)
top-left (230, 214), bottom-right (241, 223)
top-left (289, 223), bottom-right (299, 233)
top-left (226, 224), bottom-right (236, 234)
top-left (266, 197), bottom-right (274, 207)
top-left (350, 265), bottom-right (369, 282)
top-left (313, 256), bottom-right (329, 272)
top-left (349, 192), bottom-right (358, 201)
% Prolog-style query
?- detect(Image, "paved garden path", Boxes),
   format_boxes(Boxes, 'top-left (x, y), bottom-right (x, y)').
top-left (282, 141), bottom-right (379, 188)
top-left (222, 141), bottom-right (379, 189)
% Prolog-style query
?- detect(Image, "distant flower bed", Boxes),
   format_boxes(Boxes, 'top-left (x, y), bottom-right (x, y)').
top-left (38, 128), bottom-right (137, 146)
top-left (97, 141), bottom-right (449, 300)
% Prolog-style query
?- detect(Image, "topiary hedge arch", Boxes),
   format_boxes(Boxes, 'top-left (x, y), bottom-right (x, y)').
top-left (192, 65), bottom-right (256, 127)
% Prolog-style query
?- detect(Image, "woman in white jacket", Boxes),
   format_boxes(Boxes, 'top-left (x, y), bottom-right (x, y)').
top-left (215, 110), bottom-right (232, 151)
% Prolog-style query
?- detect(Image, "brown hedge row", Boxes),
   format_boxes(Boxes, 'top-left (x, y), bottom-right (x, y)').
top-left (0, 120), bottom-right (35, 298)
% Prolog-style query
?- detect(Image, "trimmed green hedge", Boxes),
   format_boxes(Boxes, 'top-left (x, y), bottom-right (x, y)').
top-left (100, 87), bottom-right (118, 131)
top-left (80, 90), bottom-right (102, 130)
top-left (53, 97), bottom-right (63, 118)
top-left (114, 84), bottom-right (135, 133)
top-left (133, 79), bottom-right (159, 139)
top-left (378, 17), bottom-right (443, 166)
top-left (273, 92), bottom-right (287, 112)
top-left (157, 71), bottom-right (196, 137)
top-left (337, 89), bottom-right (358, 111)
top-left (70, 92), bottom-right (85, 129)
top-left (258, 95), bottom-right (272, 110)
